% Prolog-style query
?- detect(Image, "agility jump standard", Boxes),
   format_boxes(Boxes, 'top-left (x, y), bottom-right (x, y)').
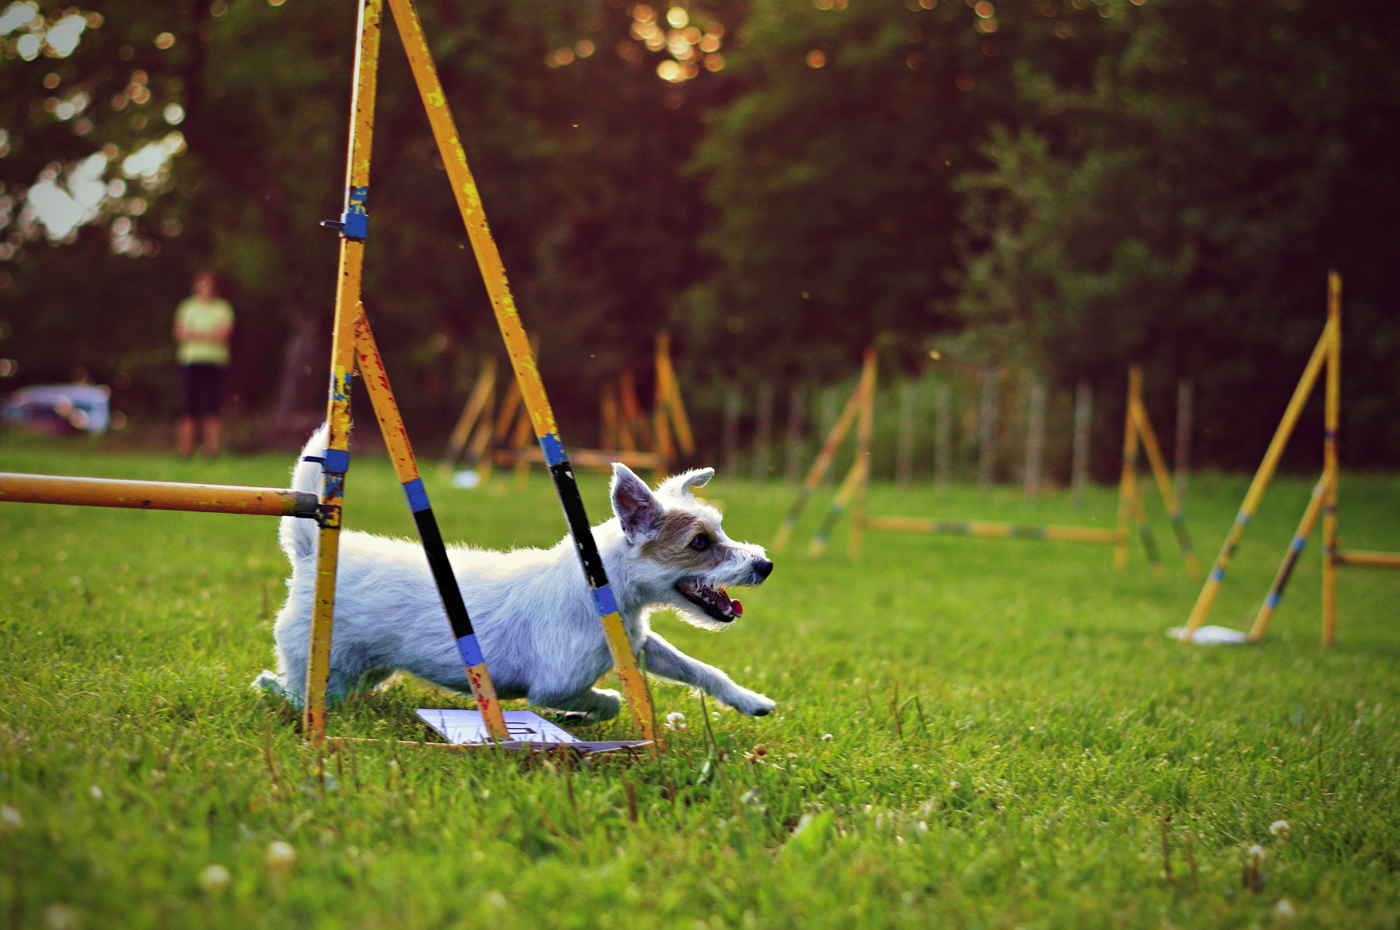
top-left (2, 0), bottom-right (658, 749)
top-left (1184, 272), bottom-right (1400, 647)
top-left (776, 356), bottom-right (1199, 562)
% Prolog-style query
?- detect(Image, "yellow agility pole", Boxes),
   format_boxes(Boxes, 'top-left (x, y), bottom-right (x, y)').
top-left (354, 308), bottom-right (510, 741)
top-left (1182, 313), bottom-right (1336, 638)
top-left (1321, 270), bottom-right (1341, 648)
top-left (772, 348), bottom-right (875, 551)
top-left (808, 456), bottom-right (867, 555)
top-left (1336, 550), bottom-right (1400, 569)
top-left (849, 349), bottom-right (876, 558)
top-left (303, 0), bottom-right (383, 742)
top-left (864, 516), bottom-right (1124, 545)
top-left (654, 331), bottom-right (695, 462)
top-left (1247, 472), bottom-right (1329, 643)
top-left (1131, 390), bottom-right (1201, 578)
top-left (439, 357), bottom-right (497, 475)
top-left (387, 0), bottom-right (655, 745)
top-left (0, 474), bottom-right (318, 518)
top-left (1116, 368), bottom-right (1163, 576)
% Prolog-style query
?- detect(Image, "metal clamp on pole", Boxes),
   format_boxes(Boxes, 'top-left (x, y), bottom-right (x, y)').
top-left (321, 186), bottom-right (369, 239)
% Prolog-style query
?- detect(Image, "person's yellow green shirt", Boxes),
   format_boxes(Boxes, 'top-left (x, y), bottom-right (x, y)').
top-left (175, 297), bottom-right (234, 366)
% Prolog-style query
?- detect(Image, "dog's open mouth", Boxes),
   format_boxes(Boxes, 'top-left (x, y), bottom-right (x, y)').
top-left (676, 580), bottom-right (743, 623)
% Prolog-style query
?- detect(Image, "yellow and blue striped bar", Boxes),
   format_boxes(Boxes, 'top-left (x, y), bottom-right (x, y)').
top-left (354, 308), bottom-right (509, 741)
top-left (773, 354), bottom-right (870, 551)
top-left (864, 515), bottom-right (1125, 544)
top-left (387, 0), bottom-right (654, 746)
top-left (1248, 472), bottom-right (1329, 642)
top-left (1183, 315), bottom-right (1336, 637)
top-left (304, 0), bottom-right (383, 742)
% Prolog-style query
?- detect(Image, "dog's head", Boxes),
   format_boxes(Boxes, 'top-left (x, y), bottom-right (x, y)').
top-left (609, 463), bottom-right (773, 631)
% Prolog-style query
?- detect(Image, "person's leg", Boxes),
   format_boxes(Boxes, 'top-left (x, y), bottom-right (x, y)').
top-left (178, 365), bottom-right (197, 456)
top-left (201, 366), bottom-right (226, 457)
top-left (202, 417), bottom-right (221, 457)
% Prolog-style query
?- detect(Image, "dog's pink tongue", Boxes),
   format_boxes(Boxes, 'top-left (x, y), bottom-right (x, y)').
top-left (731, 598), bottom-right (743, 617)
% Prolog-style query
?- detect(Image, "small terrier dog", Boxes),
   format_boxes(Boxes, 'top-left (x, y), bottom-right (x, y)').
top-left (254, 425), bottom-right (776, 720)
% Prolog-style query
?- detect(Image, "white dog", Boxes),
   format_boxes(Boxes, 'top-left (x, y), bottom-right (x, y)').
top-left (254, 425), bottom-right (776, 720)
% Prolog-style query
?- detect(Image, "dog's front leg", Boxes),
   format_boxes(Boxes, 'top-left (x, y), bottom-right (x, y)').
top-left (642, 633), bottom-right (775, 717)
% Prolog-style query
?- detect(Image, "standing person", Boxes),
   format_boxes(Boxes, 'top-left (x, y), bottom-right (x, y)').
top-left (174, 271), bottom-right (235, 457)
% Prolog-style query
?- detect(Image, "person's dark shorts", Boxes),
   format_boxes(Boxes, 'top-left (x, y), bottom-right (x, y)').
top-left (181, 364), bottom-right (226, 418)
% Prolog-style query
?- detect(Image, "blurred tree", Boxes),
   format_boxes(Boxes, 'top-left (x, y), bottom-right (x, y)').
top-left (956, 0), bottom-right (1400, 468)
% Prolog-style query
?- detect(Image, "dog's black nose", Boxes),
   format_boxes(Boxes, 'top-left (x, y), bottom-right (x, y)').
top-left (753, 558), bottom-right (774, 580)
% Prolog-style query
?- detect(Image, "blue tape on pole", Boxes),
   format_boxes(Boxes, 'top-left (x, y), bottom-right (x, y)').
top-left (539, 432), bottom-right (568, 466)
top-left (1235, 513), bottom-right (1251, 526)
top-left (402, 477), bottom-right (430, 513)
top-left (591, 584), bottom-right (619, 617)
top-left (1266, 591), bottom-right (1281, 608)
top-left (1291, 536), bottom-right (1307, 553)
top-left (1211, 567), bottom-right (1225, 582)
top-left (456, 633), bottom-right (485, 668)
top-left (323, 448), bottom-right (350, 474)
top-left (341, 186), bottom-right (368, 239)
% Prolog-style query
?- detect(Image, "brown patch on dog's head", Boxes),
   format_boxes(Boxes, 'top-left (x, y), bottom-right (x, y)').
top-left (639, 510), bottom-right (726, 571)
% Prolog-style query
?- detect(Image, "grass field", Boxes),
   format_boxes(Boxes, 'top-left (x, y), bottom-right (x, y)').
top-left (2, 438), bottom-right (1398, 929)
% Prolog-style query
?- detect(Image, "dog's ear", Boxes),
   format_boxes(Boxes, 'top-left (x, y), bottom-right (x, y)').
top-left (658, 467), bottom-right (714, 500)
top-left (611, 463), bottom-right (663, 539)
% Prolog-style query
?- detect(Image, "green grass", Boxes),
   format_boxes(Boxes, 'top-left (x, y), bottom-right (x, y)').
top-left (2, 437), bottom-right (1399, 929)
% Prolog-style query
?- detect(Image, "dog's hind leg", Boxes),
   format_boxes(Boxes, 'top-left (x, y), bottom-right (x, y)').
top-left (533, 687), bottom-right (622, 722)
top-left (641, 633), bottom-right (776, 717)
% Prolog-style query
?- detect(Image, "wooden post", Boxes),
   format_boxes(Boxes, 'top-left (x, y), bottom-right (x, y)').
top-left (1174, 380), bottom-right (1192, 507)
top-left (935, 384), bottom-right (951, 493)
top-left (896, 382), bottom-right (917, 492)
top-left (785, 384), bottom-right (805, 484)
top-left (1322, 270), bottom-right (1341, 648)
top-left (751, 383), bottom-right (774, 483)
top-left (1072, 380), bottom-right (1092, 509)
top-left (440, 357), bottom-right (496, 474)
top-left (723, 386), bottom-right (742, 479)
top-left (977, 368), bottom-right (997, 494)
top-left (1024, 380), bottom-right (1045, 502)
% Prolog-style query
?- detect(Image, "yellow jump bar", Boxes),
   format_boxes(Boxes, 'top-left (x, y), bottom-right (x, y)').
top-left (0, 473), bottom-right (318, 518)
top-left (864, 515), bottom-right (1125, 545)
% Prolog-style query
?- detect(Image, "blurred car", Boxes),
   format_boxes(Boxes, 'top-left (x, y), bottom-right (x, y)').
top-left (1, 383), bottom-right (110, 434)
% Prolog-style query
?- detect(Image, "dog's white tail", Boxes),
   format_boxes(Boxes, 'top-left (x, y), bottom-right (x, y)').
top-left (280, 423), bottom-right (328, 563)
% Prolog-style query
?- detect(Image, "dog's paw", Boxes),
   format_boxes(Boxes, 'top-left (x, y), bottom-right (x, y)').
top-left (727, 689), bottom-right (776, 718)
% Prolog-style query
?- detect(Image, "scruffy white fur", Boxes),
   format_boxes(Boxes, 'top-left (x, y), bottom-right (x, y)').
top-left (254, 425), bottom-right (776, 720)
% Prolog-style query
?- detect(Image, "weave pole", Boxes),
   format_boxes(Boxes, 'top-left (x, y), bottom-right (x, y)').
top-left (387, 0), bottom-right (655, 744)
top-left (303, 0), bottom-right (382, 742)
top-left (848, 350), bottom-right (876, 558)
top-left (1182, 315), bottom-right (1336, 638)
top-left (354, 309), bottom-right (509, 740)
top-left (863, 516), bottom-right (1124, 545)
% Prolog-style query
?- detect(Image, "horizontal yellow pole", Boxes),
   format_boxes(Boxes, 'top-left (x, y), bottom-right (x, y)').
top-left (0, 473), bottom-right (318, 518)
top-left (863, 515), bottom-right (1124, 545)
top-left (1336, 550), bottom-right (1400, 569)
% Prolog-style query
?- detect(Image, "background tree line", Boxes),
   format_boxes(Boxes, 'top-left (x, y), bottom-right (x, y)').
top-left (1, 0), bottom-right (1396, 473)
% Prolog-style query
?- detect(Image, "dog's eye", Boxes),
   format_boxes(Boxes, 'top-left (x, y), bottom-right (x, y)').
top-left (689, 534), bottom-right (708, 551)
